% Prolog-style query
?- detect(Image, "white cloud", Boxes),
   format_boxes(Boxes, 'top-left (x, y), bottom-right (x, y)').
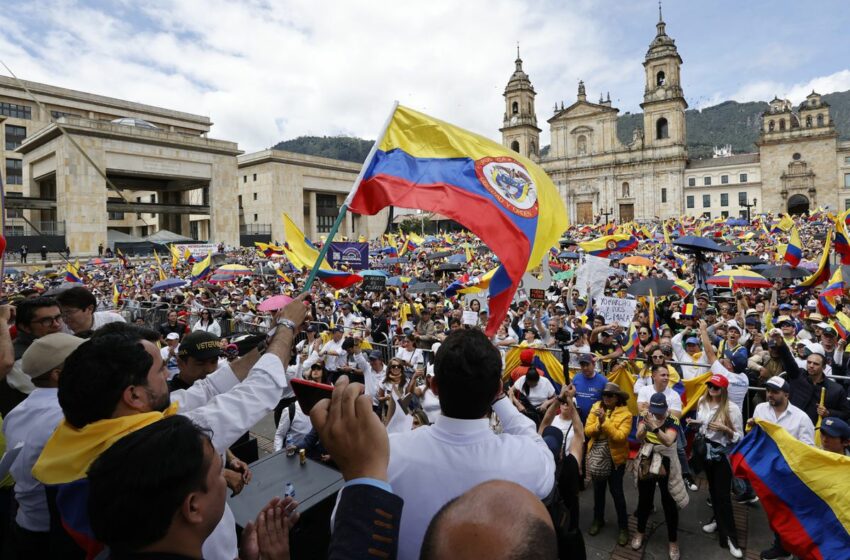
top-left (730, 69), bottom-right (850, 105)
top-left (0, 0), bottom-right (634, 152)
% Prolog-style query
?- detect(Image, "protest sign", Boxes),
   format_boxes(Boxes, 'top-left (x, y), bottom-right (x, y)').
top-left (327, 242), bottom-right (369, 270)
top-left (462, 310), bottom-right (478, 326)
top-left (597, 296), bottom-right (638, 327)
top-left (361, 275), bottom-right (386, 292)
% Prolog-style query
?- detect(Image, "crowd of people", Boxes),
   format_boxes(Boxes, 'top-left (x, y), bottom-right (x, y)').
top-left (0, 212), bottom-right (847, 559)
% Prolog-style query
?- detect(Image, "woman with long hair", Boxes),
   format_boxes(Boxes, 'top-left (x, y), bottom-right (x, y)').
top-left (192, 308), bottom-right (221, 337)
top-left (585, 383), bottom-right (632, 546)
top-left (690, 374), bottom-right (744, 558)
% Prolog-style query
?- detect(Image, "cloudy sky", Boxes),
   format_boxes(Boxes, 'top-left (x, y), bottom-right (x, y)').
top-left (3, 0), bottom-right (849, 152)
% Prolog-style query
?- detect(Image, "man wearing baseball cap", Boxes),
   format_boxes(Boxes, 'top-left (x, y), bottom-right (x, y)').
top-left (749, 374), bottom-right (815, 560)
top-left (818, 417), bottom-right (850, 456)
top-left (169, 331), bottom-right (223, 392)
top-left (3, 333), bottom-right (84, 556)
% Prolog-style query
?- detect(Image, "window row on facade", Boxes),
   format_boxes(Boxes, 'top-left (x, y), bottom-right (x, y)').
top-left (687, 173), bottom-right (748, 187)
top-left (686, 191), bottom-right (752, 209)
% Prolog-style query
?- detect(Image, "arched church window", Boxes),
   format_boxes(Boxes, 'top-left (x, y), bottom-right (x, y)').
top-left (769, 120), bottom-right (775, 132)
top-left (530, 141), bottom-right (537, 156)
top-left (622, 182), bottom-right (630, 198)
top-left (510, 140), bottom-right (520, 153)
top-left (656, 71), bottom-right (666, 86)
top-left (528, 103), bottom-right (532, 114)
top-left (806, 116), bottom-right (812, 128)
top-left (577, 135), bottom-right (587, 155)
top-left (817, 114), bottom-right (824, 126)
top-left (656, 118), bottom-right (669, 140)
top-left (779, 119), bottom-right (786, 131)
top-left (511, 101), bottom-right (518, 115)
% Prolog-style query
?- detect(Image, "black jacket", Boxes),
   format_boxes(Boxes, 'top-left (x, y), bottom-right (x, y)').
top-left (329, 483), bottom-right (403, 559)
top-left (778, 343), bottom-right (849, 424)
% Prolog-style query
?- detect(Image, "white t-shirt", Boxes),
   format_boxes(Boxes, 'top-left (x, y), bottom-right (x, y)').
top-left (636, 384), bottom-right (683, 413)
top-left (709, 360), bottom-right (750, 411)
top-left (514, 375), bottom-right (556, 407)
top-left (550, 414), bottom-right (576, 451)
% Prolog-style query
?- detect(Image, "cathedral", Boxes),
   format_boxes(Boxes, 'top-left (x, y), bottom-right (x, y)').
top-left (500, 10), bottom-right (850, 223)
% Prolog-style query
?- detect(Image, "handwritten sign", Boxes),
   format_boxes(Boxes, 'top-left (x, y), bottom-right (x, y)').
top-left (596, 296), bottom-right (637, 327)
top-left (462, 310), bottom-right (478, 326)
top-left (362, 275), bottom-right (386, 292)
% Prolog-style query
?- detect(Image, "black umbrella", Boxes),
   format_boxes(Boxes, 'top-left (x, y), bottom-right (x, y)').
top-left (673, 236), bottom-right (731, 253)
top-left (435, 263), bottom-right (462, 272)
top-left (760, 265), bottom-right (809, 280)
top-left (728, 254), bottom-right (766, 265)
top-left (426, 251), bottom-right (453, 260)
top-left (626, 278), bottom-right (677, 297)
top-left (407, 281), bottom-right (441, 294)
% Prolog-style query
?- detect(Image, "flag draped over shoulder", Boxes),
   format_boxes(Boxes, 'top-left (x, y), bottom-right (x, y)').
top-left (345, 105), bottom-right (567, 335)
top-left (731, 421), bottom-right (850, 560)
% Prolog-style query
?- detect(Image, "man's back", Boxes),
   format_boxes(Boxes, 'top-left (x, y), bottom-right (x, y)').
top-left (388, 399), bottom-right (554, 560)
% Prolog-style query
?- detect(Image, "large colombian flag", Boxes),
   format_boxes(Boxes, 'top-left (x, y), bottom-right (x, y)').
top-left (346, 105), bottom-right (567, 335)
top-left (731, 421), bottom-right (850, 560)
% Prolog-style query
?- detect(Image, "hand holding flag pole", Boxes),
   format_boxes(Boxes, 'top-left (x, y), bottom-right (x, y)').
top-left (302, 102), bottom-right (400, 292)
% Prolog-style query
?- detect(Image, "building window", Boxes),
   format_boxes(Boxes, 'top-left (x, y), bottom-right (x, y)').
top-left (5, 192), bottom-right (21, 218)
top-left (704, 176), bottom-right (711, 186)
top-left (107, 198), bottom-right (124, 220)
top-left (721, 211), bottom-right (729, 218)
top-left (702, 194), bottom-right (710, 208)
top-left (150, 194), bottom-right (155, 202)
top-left (688, 177), bottom-right (695, 187)
top-left (5, 158), bottom-right (22, 185)
top-left (656, 118), bottom-right (669, 139)
top-left (793, 152), bottom-right (801, 161)
top-left (817, 114), bottom-right (824, 127)
top-left (720, 193), bottom-right (729, 207)
top-left (686, 195), bottom-right (694, 209)
top-left (253, 173), bottom-right (257, 181)
top-left (316, 193), bottom-right (338, 233)
top-left (50, 110), bottom-right (77, 120)
top-left (254, 214), bottom-right (258, 222)
top-left (739, 173), bottom-right (748, 183)
top-left (621, 182), bottom-right (630, 198)
top-left (238, 195), bottom-right (243, 209)
top-left (806, 115), bottom-right (813, 127)
top-left (253, 192), bottom-right (258, 201)
top-left (845, 156), bottom-right (850, 164)
top-left (530, 141), bottom-right (536, 156)
top-left (702, 212), bottom-right (711, 219)
top-left (738, 192), bottom-right (747, 206)
top-left (721, 175), bottom-right (729, 184)
top-left (0, 103), bottom-right (31, 120)
top-left (512, 101), bottom-right (518, 115)
top-left (243, 175), bottom-right (247, 183)
top-left (661, 188), bottom-right (667, 203)
top-left (656, 70), bottom-right (666, 86)
top-left (510, 140), bottom-right (520, 153)
top-left (5, 125), bottom-right (26, 150)
top-left (846, 199), bottom-right (850, 211)
top-left (845, 173), bottom-right (850, 188)
top-left (768, 120), bottom-right (775, 132)
top-left (576, 135), bottom-right (587, 155)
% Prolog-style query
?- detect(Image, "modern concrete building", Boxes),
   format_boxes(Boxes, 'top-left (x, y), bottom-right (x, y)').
top-left (0, 76), bottom-right (386, 254)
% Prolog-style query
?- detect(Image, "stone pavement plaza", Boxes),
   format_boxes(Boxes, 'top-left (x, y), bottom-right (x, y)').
top-left (250, 414), bottom-right (776, 559)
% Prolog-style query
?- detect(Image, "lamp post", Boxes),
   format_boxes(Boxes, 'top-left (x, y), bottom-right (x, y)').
top-left (742, 197), bottom-right (758, 223)
top-left (601, 207), bottom-right (614, 225)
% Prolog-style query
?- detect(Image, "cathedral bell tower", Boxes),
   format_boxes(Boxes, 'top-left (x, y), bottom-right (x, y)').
top-left (500, 46), bottom-right (541, 160)
top-left (640, 4), bottom-right (687, 148)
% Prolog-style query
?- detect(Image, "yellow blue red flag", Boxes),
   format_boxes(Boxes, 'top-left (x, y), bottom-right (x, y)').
top-left (345, 105), bottom-right (567, 335)
top-left (731, 420), bottom-right (850, 559)
top-left (578, 234), bottom-right (638, 257)
top-left (190, 253), bottom-right (211, 283)
top-left (793, 229), bottom-right (831, 294)
top-left (783, 226), bottom-right (803, 267)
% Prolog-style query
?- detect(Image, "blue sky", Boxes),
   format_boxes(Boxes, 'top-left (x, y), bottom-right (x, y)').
top-left (2, 0), bottom-right (848, 151)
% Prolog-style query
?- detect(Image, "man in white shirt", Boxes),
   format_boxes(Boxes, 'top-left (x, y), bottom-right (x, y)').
top-left (56, 286), bottom-right (125, 335)
top-left (387, 329), bottom-right (555, 560)
top-left (320, 326), bottom-right (347, 376)
top-left (750, 375), bottom-right (815, 560)
top-left (160, 332), bottom-right (180, 378)
top-left (671, 329), bottom-right (710, 380)
top-left (3, 333), bottom-right (83, 556)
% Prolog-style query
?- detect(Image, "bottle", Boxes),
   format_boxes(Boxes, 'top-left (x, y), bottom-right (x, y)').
top-left (285, 482), bottom-right (295, 499)
top-left (285, 433), bottom-right (296, 457)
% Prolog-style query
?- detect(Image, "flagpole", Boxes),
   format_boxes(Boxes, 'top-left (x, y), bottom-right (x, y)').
top-left (302, 101), bottom-right (400, 291)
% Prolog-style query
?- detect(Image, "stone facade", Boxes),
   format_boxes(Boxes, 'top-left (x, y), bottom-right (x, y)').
top-left (503, 11), bottom-right (850, 222)
top-left (237, 150), bottom-right (389, 243)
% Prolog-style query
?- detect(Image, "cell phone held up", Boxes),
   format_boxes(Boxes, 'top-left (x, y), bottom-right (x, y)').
top-left (291, 378), bottom-right (334, 415)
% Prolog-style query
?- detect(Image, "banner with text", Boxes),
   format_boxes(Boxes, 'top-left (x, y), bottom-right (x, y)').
top-left (597, 296), bottom-right (638, 327)
top-left (327, 242), bottom-right (369, 270)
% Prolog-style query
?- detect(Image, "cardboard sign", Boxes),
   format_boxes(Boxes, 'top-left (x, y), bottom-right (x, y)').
top-left (529, 288), bottom-right (546, 302)
top-left (362, 275), bottom-right (386, 292)
top-left (596, 296), bottom-right (638, 327)
top-left (462, 310), bottom-right (478, 326)
top-left (327, 242), bottom-right (369, 270)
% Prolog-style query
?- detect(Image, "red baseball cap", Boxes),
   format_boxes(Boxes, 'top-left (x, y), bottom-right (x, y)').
top-left (707, 374), bottom-right (729, 389)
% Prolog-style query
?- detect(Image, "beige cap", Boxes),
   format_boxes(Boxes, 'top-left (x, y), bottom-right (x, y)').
top-left (22, 333), bottom-right (85, 378)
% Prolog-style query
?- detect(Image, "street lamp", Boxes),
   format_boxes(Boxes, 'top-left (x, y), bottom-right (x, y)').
top-left (742, 197), bottom-right (758, 223)
top-left (601, 207), bottom-right (614, 225)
